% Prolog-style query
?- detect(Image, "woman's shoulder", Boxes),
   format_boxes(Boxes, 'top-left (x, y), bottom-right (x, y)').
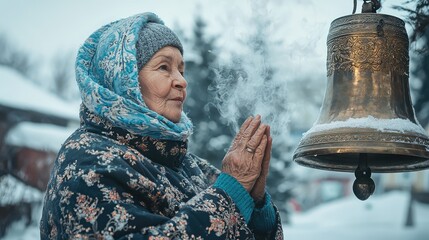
top-left (57, 127), bottom-right (138, 167)
top-left (63, 127), bottom-right (132, 151)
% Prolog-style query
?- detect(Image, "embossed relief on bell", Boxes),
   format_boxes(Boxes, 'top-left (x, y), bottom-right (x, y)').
top-left (326, 14), bottom-right (409, 77)
top-left (327, 36), bottom-right (409, 76)
top-left (316, 13), bottom-right (416, 123)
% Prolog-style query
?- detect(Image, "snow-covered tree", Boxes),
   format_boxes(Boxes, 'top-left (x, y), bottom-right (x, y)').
top-left (51, 51), bottom-right (78, 100)
top-left (183, 13), bottom-right (234, 167)
top-left (0, 34), bottom-right (34, 77)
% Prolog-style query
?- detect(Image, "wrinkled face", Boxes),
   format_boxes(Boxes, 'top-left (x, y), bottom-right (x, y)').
top-left (138, 46), bottom-right (187, 123)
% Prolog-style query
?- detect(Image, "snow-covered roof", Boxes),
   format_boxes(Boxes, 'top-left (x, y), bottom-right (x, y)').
top-left (5, 122), bottom-right (76, 152)
top-left (0, 66), bottom-right (79, 120)
top-left (0, 174), bottom-right (43, 206)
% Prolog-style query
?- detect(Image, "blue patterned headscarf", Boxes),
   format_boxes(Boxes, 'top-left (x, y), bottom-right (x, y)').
top-left (76, 12), bottom-right (193, 141)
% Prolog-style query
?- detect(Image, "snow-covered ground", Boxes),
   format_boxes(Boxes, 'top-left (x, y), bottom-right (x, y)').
top-left (284, 191), bottom-right (429, 240)
top-left (3, 191), bottom-right (428, 239)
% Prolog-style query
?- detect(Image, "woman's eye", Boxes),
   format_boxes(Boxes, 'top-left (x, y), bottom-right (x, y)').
top-left (180, 71), bottom-right (184, 76)
top-left (159, 65), bottom-right (168, 71)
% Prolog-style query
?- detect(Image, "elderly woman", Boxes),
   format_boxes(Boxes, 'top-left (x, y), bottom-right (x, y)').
top-left (40, 12), bottom-right (283, 239)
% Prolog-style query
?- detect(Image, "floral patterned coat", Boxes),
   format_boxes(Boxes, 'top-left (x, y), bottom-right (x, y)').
top-left (40, 107), bottom-right (283, 239)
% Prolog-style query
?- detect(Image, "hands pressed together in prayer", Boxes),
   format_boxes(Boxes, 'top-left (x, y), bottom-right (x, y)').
top-left (221, 115), bottom-right (272, 204)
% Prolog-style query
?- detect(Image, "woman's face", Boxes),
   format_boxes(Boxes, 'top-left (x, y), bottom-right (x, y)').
top-left (138, 46), bottom-right (187, 123)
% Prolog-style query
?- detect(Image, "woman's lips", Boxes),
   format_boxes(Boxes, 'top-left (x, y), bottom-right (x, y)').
top-left (171, 97), bottom-right (184, 103)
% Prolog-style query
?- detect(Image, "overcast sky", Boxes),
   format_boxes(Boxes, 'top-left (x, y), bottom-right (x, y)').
top-left (0, 0), bottom-right (411, 59)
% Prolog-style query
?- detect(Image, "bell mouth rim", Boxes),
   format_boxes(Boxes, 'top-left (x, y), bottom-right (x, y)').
top-left (293, 130), bottom-right (429, 173)
top-left (293, 140), bottom-right (429, 173)
top-left (293, 152), bottom-right (429, 173)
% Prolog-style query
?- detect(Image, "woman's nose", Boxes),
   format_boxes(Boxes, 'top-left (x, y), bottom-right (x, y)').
top-left (173, 72), bottom-right (187, 89)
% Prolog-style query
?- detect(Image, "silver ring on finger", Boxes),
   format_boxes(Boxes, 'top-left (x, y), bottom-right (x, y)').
top-left (245, 146), bottom-right (255, 154)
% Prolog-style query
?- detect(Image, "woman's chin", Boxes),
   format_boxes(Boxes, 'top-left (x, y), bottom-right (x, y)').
top-left (164, 112), bottom-right (182, 123)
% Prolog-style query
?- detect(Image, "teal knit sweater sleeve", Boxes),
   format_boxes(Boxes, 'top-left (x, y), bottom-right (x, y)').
top-left (249, 192), bottom-right (276, 232)
top-left (213, 173), bottom-right (254, 223)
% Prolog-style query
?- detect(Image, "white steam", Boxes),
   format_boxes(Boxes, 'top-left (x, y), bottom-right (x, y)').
top-left (211, 0), bottom-right (290, 141)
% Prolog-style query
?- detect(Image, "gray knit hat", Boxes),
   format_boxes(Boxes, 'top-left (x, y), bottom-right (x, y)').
top-left (136, 22), bottom-right (183, 70)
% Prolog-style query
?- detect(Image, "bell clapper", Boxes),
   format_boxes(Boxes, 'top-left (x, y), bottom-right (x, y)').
top-left (353, 153), bottom-right (376, 200)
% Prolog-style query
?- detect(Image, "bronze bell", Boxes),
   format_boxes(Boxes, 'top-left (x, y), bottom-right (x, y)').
top-left (293, 1), bottom-right (429, 200)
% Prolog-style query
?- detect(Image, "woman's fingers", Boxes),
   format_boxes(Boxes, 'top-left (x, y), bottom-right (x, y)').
top-left (263, 126), bottom-right (271, 171)
top-left (240, 116), bottom-right (254, 133)
top-left (239, 115), bottom-right (261, 149)
top-left (231, 116), bottom-right (253, 149)
top-left (265, 125), bottom-right (271, 139)
top-left (245, 123), bottom-right (267, 153)
top-left (250, 131), bottom-right (272, 202)
top-left (261, 136), bottom-right (272, 176)
top-left (253, 135), bottom-right (268, 163)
